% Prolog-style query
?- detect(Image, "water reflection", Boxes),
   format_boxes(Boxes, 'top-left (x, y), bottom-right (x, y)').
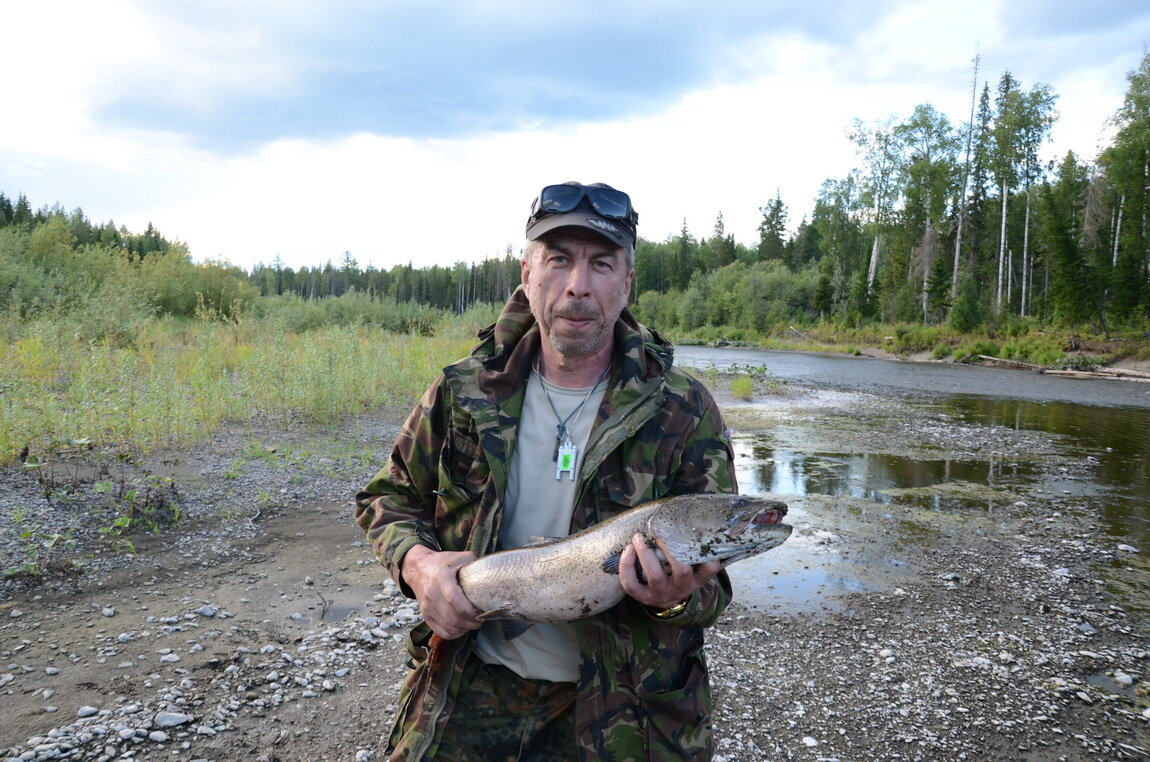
top-left (943, 396), bottom-right (1150, 542)
top-left (735, 438), bottom-right (1053, 510)
top-left (734, 395), bottom-right (1149, 535)
top-left (729, 391), bottom-right (1150, 621)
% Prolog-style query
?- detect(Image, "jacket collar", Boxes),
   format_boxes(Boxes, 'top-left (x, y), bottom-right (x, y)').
top-left (450, 286), bottom-right (673, 403)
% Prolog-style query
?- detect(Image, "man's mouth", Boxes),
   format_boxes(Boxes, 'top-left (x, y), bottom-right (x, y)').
top-left (556, 313), bottom-right (597, 327)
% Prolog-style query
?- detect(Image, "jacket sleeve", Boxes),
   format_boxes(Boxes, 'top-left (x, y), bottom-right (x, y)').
top-left (658, 379), bottom-right (738, 628)
top-left (354, 376), bottom-right (449, 596)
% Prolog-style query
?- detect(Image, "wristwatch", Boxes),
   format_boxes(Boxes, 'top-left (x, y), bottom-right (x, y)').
top-left (651, 599), bottom-right (689, 619)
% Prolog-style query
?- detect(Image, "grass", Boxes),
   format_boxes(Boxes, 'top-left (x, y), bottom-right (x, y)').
top-left (4, 300), bottom-right (1145, 468)
top-left (730, 375), bottom-right (755, 400)
top-left (0, 313), bottom-right (481, 466)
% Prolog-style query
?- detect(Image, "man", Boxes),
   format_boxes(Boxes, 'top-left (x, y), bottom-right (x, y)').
top-left (355, 181), bottom-right (738, 761)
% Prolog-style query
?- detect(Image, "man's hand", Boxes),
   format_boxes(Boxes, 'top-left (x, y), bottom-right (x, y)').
top-left (401, 545), bottom-right (483, 640)
top-left (618, 533), bottom-right (722, 611)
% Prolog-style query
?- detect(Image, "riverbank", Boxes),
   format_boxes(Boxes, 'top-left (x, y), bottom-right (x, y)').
top-left (1, 374), bottom-right (1148, 760)
top-left (857, 345), bottom-right (1150, 377)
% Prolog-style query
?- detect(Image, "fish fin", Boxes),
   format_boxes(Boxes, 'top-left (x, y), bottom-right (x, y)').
top-left (473, 606), bottom-right (533, 640)
top-left (498, 620), bottom-right (533, 640)
top-left (600, 555), bottom-right (647, 583)
top-left (475, 604), bottom-right (515, 622)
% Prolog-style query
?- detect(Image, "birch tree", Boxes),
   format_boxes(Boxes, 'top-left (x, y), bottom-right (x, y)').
top-left (991, 72), bottom-right (1023, 313)
top-left (990, 72), bottom-right (1056, 315)
top-left (894, 104), bottom-right (960, 317)
top-left (849, 118), bottom-right (900, 293)
top-left (1101, 52), bottom-right (1150, 319)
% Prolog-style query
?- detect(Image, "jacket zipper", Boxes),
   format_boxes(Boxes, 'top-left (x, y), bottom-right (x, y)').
top-left (414, 407), bottom-right (504, 761)
top-left (410, 636), bottom-right (456, 762)
top-left (574, 378), bottom-right (664, 506)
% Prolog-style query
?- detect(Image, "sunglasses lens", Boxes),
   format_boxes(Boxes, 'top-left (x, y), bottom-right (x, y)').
top-left (587, 188), bottom-right (631, 220)
top-left (538, 185), bottom-right (585, 213)
top-left (532, 184), bottom-right (635, 230)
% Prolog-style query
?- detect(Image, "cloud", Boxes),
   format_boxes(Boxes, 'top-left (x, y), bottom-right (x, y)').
top-left (86, 1), bottom-right (903, 149)
top-left (2, 0), bottom-right (1149, 271)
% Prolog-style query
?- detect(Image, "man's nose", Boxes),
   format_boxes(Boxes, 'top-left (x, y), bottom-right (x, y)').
top-left (564, 260), bottom-right (593, 295)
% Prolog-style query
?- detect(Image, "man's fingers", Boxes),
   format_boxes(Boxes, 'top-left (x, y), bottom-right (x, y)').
top-left (403, 547), bottom-right (483, 639)
top-left (617, 534), bottom-right (724, 611)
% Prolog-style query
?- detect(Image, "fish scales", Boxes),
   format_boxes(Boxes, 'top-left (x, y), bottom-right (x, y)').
top-left (457, 493), bottom-right (791, 627)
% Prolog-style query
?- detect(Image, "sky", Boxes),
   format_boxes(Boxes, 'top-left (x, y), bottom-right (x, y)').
top-left (2, 0), bottom-right (1148, 272)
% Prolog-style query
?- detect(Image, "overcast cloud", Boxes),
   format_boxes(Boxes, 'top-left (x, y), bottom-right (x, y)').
top-left (2, 0), bottom-right (1148, 270)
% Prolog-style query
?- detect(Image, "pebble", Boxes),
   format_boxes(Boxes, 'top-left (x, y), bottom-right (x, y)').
top-left (154, 711), bottom-right (194, 728)
top-left (0, 588), bottom-right (417, 761)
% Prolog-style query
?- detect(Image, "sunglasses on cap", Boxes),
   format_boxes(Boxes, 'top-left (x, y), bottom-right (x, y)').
top-left (528, 183), bottom-right (638, 228)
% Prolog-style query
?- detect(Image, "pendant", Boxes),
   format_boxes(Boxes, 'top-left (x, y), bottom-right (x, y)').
top-left (552, 424), bottom-right (567, 462)
top-left (555, 437), bottom-right (578, 480)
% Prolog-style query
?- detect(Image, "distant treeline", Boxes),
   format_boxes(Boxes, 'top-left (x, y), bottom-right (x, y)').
top-left (0, 195), bottom-right (255, 338)
top-left (250, 55), bottom-right (1150, 338)
top-left (248, 251), bottom-right (523, 314)
top-left (4, 55), bottom-right (1150, 342)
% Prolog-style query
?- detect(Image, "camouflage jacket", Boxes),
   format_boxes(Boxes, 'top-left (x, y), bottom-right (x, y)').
top-left (355, 286), bottom-right (738, 761)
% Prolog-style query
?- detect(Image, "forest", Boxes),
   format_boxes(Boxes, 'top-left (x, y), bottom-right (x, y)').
top-left (3, 54), bottom-right (1150, 352)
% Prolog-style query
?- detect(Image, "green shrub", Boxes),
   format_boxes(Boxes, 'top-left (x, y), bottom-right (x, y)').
top-left (730, 375), bottom-right (754, 400)
top-left (953, 339), bottom-right (1000, 362)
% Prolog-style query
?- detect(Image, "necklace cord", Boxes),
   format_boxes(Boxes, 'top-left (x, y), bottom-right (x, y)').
top-left (534, 360), bottom-right (611, 455)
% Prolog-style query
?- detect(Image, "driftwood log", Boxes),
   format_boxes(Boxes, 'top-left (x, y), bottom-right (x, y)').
top-left (976, 355), bottom-right (1150, 382)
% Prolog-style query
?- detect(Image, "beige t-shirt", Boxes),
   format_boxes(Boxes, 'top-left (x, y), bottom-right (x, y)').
top-left (473, 367), bottom-right (607, 682)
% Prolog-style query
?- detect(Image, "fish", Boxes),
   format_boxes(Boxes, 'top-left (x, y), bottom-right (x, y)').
top-left (457, 493), bottom-right (790, 635)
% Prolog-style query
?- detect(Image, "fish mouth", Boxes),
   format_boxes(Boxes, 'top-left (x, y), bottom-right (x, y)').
top-left (752, 505), bottom-right (788, 525)
top-left (727, 500), bottom-right (788, 536)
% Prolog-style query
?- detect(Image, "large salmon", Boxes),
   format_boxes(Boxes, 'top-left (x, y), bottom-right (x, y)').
top-left (457, 493), bottom-right (790, 629)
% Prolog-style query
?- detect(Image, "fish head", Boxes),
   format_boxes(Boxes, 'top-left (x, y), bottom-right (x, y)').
top-left (647, 493), bottom-right (791, 567)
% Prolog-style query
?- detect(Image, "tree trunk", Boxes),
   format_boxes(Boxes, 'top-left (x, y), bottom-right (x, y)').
top-left (1021, 187), bottom-right (1032, 317)
top-left (953, 54), bottom-right (980, 299)
top-left (996, 179), bottom-right (1008, 312)
top-left (1112, 194), bottom-right (1124, 268)
top-left (919, 224), bottom-right (939, 319)
top-left (867, 225), bottom-right (881, 291)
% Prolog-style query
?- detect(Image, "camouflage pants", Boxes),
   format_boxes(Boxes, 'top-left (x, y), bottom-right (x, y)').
top-left (433, 657), bottom-right (576, 761)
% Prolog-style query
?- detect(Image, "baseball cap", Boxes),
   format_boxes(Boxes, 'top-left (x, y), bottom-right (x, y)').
top-left (525, 182), bottom-right (638, 250)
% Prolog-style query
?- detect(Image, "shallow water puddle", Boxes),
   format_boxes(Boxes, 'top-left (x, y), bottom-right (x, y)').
top-left (724, 393), bottom-right (1150, 621)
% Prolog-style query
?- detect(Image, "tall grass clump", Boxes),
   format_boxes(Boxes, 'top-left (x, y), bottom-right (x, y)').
top-left (730, 375), bottom-right (755, 400)
top-left (0, 312), bottom-right (479, 465)
top-left (252, 292), bottom-right (446, 334)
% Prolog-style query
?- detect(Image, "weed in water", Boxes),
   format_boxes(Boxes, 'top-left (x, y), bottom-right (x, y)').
top-left (730, 375), bottom-right (754, 400)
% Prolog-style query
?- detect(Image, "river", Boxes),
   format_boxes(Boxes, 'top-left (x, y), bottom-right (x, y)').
top-left (674, 346), bottom-right (1150, 621)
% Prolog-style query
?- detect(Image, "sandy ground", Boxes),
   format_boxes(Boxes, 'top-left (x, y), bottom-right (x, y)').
top-left (2, 375), bottom-right (1148, 761)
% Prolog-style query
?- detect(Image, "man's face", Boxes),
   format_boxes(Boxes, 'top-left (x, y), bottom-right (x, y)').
top-left (521, 231), bottom-right (634, 360)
